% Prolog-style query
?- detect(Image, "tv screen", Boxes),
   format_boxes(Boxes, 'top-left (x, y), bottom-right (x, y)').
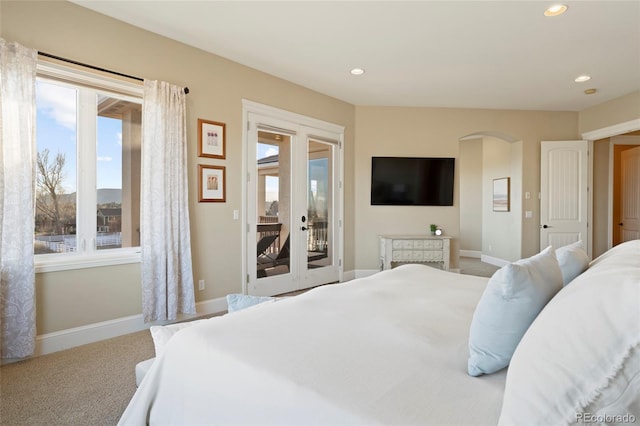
top-left (371, 157), bottom-right (455, 206)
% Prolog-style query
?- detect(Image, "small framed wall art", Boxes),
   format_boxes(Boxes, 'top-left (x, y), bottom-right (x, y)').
top-left (492, 177), bottom-right (510, 212)
top-left (199, 164), bottom-right (226, 202)
top-left (198, 118), bottom-right (226, 159)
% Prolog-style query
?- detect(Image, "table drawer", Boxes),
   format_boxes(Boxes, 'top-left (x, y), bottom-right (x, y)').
top-left (380, 235), bottom-right (450, 271)
top-left (424, 251), bottom-right (443, 261)
top-left (424, 240), bottom-right (443, 250)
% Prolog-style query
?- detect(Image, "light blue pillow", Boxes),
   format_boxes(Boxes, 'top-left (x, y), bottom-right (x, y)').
top-left (555, 240), bottom-right (589, 286)
top-left (468, 246), bottom-right (563, 376)
top-left (226, 294), bottom-right (276, 313)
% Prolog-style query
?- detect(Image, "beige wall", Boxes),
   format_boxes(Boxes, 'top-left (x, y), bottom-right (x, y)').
top-left (36, 264), bottom-right (142, 333)
top-left (579, 90), bottom-right (640, 134)
top-left (354, 106), bottom-right (578, 271)
top-left (4, 1), bottom-right (637, 336)
top-left (459, 136), bottom-right (522, 262)
top-left (592, 139), bottom-right (611, 258)
top-left (1, 1), bottom-right (355, 334)
top-left (482, 137), bottom-right (523, 262)
top-left (459, 140), bottom-right (483, 252)
top-left (580, 91), bottom-right (640, 259)
top-left (592, 136), bottom-right (640, 259)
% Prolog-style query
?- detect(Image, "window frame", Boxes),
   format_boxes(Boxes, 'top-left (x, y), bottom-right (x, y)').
top-left (34, 61), bottom-right (144, 273)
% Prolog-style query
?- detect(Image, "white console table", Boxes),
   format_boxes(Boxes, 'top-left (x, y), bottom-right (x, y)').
top-left (379, 235), bottom-right (451, 271)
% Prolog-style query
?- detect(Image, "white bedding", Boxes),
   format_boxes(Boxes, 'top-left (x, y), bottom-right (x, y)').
top-left (119, 265), bottom-right (506, 425)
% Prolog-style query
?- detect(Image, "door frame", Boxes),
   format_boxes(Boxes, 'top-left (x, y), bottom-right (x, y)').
top-left (609, 138), bottom-right (640, 245)
top-left (241, 100), bottom-right (344, 295)
top-left (582, 118), bottom-right (640, 250)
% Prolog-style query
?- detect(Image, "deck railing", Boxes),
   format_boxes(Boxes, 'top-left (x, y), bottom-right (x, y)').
top-left (34, 232), bottom-right (123, 253)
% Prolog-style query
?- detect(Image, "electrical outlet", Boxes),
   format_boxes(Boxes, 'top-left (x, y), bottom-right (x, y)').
top-left (198, 279), bottom-right (205, 291)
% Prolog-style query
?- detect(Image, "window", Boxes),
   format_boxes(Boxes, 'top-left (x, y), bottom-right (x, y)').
top-left (257, 142), bottom-right (280, 217)
top-left (34, 63), bottom-right (143, 270)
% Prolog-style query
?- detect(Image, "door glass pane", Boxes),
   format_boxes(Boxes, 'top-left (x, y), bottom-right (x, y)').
top-left (96, 94), bottom-right (142, 250)
top-left (307, 140), bottom-right (332, 269)
top-left (256, 132), bottom-right (291, 278)
top-left (34, 80), bottom-right (77, 254)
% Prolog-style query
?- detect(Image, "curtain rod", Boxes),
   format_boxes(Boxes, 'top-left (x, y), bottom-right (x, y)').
top-left (38, 51), bottom-right (190, 94)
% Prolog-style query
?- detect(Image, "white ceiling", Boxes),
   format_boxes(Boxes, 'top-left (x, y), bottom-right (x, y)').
top-left (72, 1), bottom-right (640, 111)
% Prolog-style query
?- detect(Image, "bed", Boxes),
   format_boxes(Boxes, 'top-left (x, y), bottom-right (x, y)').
top-left (119, 240), bottom-right (640, 425)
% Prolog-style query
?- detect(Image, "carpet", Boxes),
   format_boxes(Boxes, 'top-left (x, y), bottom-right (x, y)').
top-left (0, 329), bottom-right (153, 425)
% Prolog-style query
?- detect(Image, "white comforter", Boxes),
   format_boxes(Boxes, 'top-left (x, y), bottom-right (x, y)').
top-left (119, 265), bottom-right (506, 425)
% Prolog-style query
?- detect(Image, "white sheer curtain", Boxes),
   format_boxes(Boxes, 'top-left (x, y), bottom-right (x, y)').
top-left (0, 39), bottom-right (37, 358)
top-left (141, 80), bottom-right (195, 322)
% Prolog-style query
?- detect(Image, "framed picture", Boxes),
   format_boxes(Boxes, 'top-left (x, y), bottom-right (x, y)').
top-left (199, 164), bottom-right (226, 202)
top-left (198, 119), bottom-right (226, 159)
top-left (493, 177), bottom-right (510, 212)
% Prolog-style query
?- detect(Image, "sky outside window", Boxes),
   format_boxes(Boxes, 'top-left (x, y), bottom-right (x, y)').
top-left (36, 80), bottom-right (126, 193)
top-left (36, 80), bottom-right (77, 193)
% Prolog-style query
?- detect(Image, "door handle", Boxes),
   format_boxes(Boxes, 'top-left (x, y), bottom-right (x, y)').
top-left (539, 224), bottom-right (551, 229)
top-left (619, 222), bottom-right (624, 226)
top-left (301, 226), bottom-right (308, 231)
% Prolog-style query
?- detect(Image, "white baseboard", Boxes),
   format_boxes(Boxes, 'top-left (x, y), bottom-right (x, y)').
top-left (195, 297), bottom-right (228, 317)
top-left (481, 254), bottom-right (510, 268)
top-left (32, 297), bottom-right (227, 358)
top-left (460, 250), bottom-right (482, 258)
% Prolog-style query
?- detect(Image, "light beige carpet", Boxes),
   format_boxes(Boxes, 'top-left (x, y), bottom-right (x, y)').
top-left (459, 256), bottom-right (500, 278)
top-left (0, 329), bottom-right (154, 426)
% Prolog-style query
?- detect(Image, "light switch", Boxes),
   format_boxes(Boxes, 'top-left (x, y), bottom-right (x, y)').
top-left (233, 210), bottom-right (239, 220)
top-left (525, 211), bottom-right (533, 219)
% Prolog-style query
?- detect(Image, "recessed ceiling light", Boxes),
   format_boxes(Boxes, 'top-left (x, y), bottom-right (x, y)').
top-left (575, 75), bottom-right (591, 83)
top-left (350, 68), bottom-right (365, 76)
top-left (544, 4), bottom-right (568, 16)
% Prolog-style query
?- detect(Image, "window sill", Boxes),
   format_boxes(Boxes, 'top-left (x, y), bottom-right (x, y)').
top-left (35, 249), bottom-right (141, 273)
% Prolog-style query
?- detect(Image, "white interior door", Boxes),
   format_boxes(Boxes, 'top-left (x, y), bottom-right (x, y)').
top-left (540, 141), bottom-right (589, 251)
top-left (620, 146), bottom-right (640, 242)
top-left (245, 107), bottom-right (342, 296)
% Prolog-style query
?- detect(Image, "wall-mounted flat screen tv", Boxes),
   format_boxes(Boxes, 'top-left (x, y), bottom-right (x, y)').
top-left (371, 157), bottom-right (455, 206)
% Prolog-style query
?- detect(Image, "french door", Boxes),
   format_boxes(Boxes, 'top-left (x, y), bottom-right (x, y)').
top-left (244, 103), bottom-right (343, 296)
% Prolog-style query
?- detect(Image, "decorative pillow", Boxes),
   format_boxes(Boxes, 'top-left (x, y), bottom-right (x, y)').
top-left (499, 240), bottom-right (640, 425)
top-left (555, 240), bottom-right (589, 286)
top-left (467, 246), bottom-right (563, 376)
top-left (150, 318), bottom-right (209, 357)
top-left (226, 293), bottom-right (276, 313)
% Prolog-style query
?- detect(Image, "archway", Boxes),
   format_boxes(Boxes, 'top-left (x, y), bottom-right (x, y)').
top-left (459, 131), bottom-right (523, 265)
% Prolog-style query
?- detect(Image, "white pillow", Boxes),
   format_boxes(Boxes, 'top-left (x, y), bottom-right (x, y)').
top-left (149, 318), bottom-right (209, 357)
top-left (499, 240), bottom-right (640, 425)
top-left (556, 240), bottom-right (589, 286)
top-left (468, 246), bottom-right (563, 376)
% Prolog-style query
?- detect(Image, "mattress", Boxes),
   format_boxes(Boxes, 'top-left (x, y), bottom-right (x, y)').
top-left (119, 264), bottom-right (506, 425)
